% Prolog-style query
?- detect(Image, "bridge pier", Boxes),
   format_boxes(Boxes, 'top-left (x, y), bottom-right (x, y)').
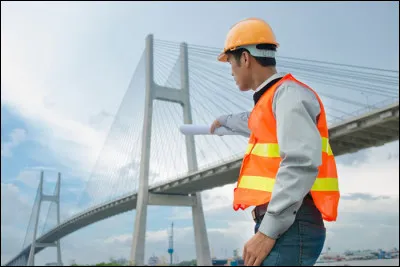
top-left (26, 171), bottom-right (63, 266)
top-left (181, 37), bottom-right (212, 266)
top-left (192, 192), bottom-right (212, 266)
top-left (129, 34), bottom-right (211, 266)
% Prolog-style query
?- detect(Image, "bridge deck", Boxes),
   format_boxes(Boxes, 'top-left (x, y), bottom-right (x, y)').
top-left (329, 101), bottom-right (399, 155)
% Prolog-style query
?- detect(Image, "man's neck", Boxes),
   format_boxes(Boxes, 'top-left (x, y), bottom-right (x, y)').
top-left (251, 67), bottom-right (277, 91)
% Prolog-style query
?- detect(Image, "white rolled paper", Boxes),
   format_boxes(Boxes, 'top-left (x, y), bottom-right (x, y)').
top-left (179, 124), bottom-right (244, 136)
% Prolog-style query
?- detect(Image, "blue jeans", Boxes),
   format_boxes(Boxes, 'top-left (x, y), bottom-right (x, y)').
top-left (254, 197), bottom-right (326, 266)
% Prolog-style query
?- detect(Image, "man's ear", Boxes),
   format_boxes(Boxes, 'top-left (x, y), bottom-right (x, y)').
top-left (242, 51), bottom-right (251, 68)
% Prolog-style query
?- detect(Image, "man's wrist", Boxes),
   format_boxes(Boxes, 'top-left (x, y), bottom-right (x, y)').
top-left (216, 114), bottom-right (229, 126)
top-left (256, 230), bottom-right (276, 241)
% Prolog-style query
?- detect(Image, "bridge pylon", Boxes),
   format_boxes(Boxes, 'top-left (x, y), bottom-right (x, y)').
top-left (129, 34), bottom-right (212, 266)
top-left (26, 171), bottom-right (63, 266)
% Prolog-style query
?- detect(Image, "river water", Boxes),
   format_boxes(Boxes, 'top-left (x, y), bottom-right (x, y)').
top-left (315, 258), bottom-right (399, 266)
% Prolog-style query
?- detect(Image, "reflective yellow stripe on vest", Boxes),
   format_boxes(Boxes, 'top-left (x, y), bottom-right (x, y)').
top-left (310, 178), bottom-right (339, 191)
top-left (239, 176), bottom-right (339, 192)
top-left (245, 137), bottom-right (333, 157)
top-left (321, 137), bottom-right (333, 156)
top-left (245, 143), bottom-right (280, 157)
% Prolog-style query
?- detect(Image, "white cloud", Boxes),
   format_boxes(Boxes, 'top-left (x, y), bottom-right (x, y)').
top-left (0, 0), bottom-right (244, 202)
top-left (104, 234), bottom-right (132, 246)
top-left (1, 183), bottom-right (35, 264)
top-left (15, 170), bottom-right (42, 188)
top-left (336, 196), bottom-right (399, 214)
top-left (1, 2), bottom-right (141, 182)
top-left (1, 128), bottom-right (27, 157)
top-left (335, 141), bottom-right (399, 197)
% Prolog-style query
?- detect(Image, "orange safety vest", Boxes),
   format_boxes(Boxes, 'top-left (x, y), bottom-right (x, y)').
top-left (233, 74), bottom-right (340, 221)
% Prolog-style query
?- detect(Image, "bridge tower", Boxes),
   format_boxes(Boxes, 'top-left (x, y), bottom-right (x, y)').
top-left (27, 170), bottom-right (63, 266)
top-left (129, 34), bottom-right (212, 266)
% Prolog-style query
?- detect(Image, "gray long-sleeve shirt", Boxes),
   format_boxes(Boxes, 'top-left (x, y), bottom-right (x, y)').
top-left (216, 73), bottom-right (322, 239)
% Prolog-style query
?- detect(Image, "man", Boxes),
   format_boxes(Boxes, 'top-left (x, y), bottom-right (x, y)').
top-left (210, 18), bottom-right (340, 266)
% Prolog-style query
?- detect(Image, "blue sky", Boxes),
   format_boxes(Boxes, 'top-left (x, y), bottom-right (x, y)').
top-left (1, 1), bottom-right (399, 265)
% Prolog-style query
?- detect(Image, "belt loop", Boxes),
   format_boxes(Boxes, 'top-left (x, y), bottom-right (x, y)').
top-left (251, 208), bottom-right (257, 223)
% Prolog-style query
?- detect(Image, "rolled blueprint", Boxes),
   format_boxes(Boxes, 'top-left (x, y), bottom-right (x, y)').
top-left (179, 124), bottom-right (248, 137)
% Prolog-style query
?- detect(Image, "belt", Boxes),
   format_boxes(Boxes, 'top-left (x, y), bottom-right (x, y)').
top-left (252, 193), bottom-right (313, 223)
top-left (252, 204), bottom-right (268, 223)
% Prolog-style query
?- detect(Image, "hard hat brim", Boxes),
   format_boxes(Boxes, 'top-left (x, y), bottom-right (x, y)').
top-left (218, 52), bottom-right (228, 62)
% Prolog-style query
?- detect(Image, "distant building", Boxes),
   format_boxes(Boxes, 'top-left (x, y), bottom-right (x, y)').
top-left (212, 258), bottom-right (244, 266)
top-left (212, 259), bottom-right (228, 266)
top-left (148, 255), bottom-right (160, 266)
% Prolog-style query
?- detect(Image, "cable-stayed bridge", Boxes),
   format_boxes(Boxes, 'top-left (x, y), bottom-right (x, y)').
top-left (4, 35), bottom-right (399, 266)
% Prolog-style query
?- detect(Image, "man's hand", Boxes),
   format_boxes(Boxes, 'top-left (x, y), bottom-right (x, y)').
top-left (243, 232), bottom-right (276, 266)
top-left (210, 119), bottom-right (222, 134)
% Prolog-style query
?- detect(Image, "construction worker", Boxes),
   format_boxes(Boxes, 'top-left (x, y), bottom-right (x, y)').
top-left (210, 18), bottom-right (340, 266)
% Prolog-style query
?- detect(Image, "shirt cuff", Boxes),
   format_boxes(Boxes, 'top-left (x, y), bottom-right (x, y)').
top-left (257, 202), bottom-right (301, 239)
top-left (217, 114), bottom-right (230, 126)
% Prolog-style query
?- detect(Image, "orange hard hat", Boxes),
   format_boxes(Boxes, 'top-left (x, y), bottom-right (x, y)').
top-left (218, 18), bottom-right (279, 62)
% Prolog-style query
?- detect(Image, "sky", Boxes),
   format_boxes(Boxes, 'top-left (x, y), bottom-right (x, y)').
top-left (1, 1), bottom-right (399, 266)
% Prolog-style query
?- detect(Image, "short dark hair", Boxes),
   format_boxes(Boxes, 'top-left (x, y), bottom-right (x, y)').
top-left (226, 44), bottom-right (277, 67)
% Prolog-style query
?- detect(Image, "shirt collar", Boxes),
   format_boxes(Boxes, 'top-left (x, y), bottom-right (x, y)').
top-left (254, 72), bottom-right (287, 93)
